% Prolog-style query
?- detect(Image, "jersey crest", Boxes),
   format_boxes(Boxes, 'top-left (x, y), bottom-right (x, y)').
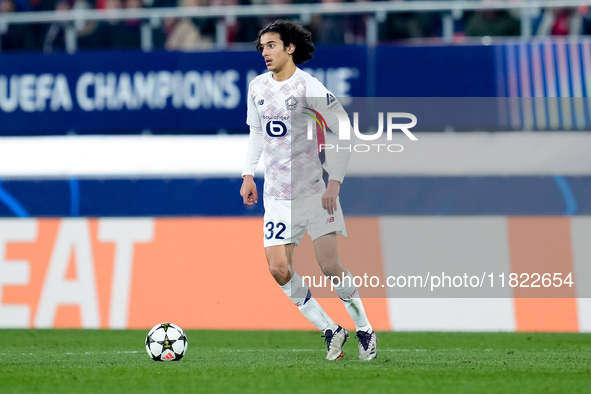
top-left (285, 96), bottom-right (299, 110)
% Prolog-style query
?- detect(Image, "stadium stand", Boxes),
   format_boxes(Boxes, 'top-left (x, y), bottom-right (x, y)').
top-left (1, 0), bottom-right (591, 52)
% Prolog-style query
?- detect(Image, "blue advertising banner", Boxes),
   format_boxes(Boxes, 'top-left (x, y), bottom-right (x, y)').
top-left (0, 46), bottom-right (368, 135)
top-left (0, 176), bottom-right (589, 217)
top-left (374, 44), bottom-right (497, 97)
top-left (3, 40), bottom-right (591, 135)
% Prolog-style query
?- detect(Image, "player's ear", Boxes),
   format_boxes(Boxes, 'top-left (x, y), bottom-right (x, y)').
top-left (287, 44), bottom-right (295, 55)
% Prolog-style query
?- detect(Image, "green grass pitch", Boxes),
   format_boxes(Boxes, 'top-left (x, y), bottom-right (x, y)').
top-left (1, 330), bottom-right (590, 393)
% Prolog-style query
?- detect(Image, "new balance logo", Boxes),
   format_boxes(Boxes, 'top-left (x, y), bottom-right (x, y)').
top-left (327, 217), bottom-right (335, 224)
top-left (258, 99), bottom-right (264, 105)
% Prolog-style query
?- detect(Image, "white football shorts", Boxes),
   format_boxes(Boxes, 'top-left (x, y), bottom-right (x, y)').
top-left (262, 194), bottom-right (347, 247)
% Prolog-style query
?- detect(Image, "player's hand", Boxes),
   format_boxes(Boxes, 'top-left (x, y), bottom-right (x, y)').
top-left (240, 175), bottom-right (258, 205)
top-left (322, 179), bottom-right (340, 215)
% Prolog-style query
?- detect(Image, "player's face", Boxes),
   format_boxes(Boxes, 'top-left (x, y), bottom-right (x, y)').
top-left (259, 32), bottom-right (294, 73)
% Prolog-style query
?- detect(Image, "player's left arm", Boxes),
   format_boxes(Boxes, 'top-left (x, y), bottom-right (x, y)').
top-left (307, 81), bottom-right (351, 214)
top-left (322, 144), bottom-right (349, 215)
top-left (322, 179), bottom-right (341, 215)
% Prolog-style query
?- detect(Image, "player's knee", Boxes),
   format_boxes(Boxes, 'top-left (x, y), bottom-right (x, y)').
top-left (318, 255), bottom-right (346, 277)
top-left (320, 263), bottom-right (341, 278)
top-left (268, 260), bottom-right (290, 284)
top-left (315, 247), bottom-right (338, 267)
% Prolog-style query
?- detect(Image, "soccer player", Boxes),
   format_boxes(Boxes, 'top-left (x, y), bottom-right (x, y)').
top-left (240, 19), bottom-right (377, 360)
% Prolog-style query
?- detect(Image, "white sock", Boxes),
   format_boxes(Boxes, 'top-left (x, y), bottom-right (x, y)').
top-left (299, 298), bottom-right (338, 332)
top-left (334, 271), bottom-right (372, 332)
top-left (280, 272), bottom-right (338, 332)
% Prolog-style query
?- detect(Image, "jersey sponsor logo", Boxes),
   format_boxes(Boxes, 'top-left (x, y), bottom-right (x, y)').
top-left (265, 120), bottom-right (287, 137)
top-left (285, 95), bottom-right (299, 110)
top-left (262, 114), bottom-right (289, 121)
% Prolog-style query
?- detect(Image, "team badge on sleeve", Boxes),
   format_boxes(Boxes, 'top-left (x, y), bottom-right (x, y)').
top-left (326, 93), bottom-right (336, 106)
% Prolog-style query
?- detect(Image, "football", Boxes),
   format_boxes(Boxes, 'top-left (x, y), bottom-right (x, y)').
top-left (145, 322), bottom-right (188, 361)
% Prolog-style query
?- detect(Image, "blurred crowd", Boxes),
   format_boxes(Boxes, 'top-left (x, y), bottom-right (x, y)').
top-left (2, 0), bottom-right (591, 53)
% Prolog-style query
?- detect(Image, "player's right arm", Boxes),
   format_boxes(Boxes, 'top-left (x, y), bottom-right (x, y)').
top-left (241, 83), bottom-right (264, 205)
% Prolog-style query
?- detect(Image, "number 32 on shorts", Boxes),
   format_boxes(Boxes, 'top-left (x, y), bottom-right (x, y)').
top-left (265, 221), bottom-right (286, 240)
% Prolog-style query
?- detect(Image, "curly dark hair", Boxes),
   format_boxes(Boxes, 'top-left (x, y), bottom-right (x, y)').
top-left (255, 19), bottom-right (315, 65)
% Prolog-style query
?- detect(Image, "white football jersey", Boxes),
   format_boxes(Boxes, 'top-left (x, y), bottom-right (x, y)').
top-left (243, 68), bottom-right (349, 200)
